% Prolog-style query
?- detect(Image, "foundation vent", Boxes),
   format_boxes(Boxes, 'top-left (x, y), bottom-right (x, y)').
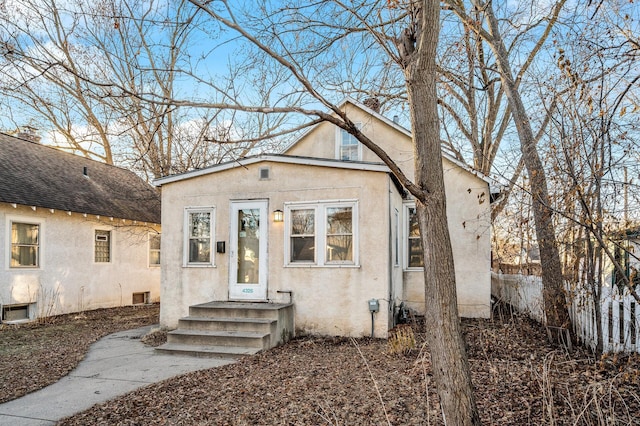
top-left (132, 291), bottom-right (150, 305)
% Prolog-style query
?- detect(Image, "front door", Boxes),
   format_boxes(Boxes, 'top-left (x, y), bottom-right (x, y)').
top-left (229, 200), bottom-right (268, 301)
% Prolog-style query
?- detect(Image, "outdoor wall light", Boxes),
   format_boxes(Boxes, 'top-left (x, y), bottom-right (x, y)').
top-left (273, 209), bottom-right (284, 222)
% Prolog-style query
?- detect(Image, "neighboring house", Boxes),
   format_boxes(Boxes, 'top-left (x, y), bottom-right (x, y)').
top-left (0, 132), bottom-right (161, 322)
top-left (155, 98), bottom-right (491, 340)
top-left (603, 226), bottom-right (640, 294)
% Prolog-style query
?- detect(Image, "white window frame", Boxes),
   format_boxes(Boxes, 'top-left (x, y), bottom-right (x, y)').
top-left (335, 123), bottom-right (363, 161)
top-left (403, 202), bottom-right (424, 270)
top-left (149, 232), bottom-right (161, 267)
top-left (394, 208), bottom-right (400, 267)
top-left (284, 200), bottom-right (359, 267)
top-left (288, 206), bottom-right (317, 264)
top-left (94, 229), bottom-right (112, 264)
top-left (184, 207), bottom-right (215, 267)
top-left (8, 218), bottom-right (42, 269)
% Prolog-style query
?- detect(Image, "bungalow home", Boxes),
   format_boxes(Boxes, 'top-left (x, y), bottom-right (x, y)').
top-left (0, 132), bottom-right (161, 322)
top-left (154, 98), bottom-right (491, 356)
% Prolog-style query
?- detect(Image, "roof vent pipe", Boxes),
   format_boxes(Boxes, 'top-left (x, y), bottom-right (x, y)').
top-left (83, 166), bottom-right (88, 176)
top-left (393, 115), bottom-right (399, 124)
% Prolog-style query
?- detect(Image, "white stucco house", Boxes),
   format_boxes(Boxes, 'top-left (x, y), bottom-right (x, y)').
top-left (154, 98), bottom-right (491, 356)
top-left (0, 132), bottom-right (161, 323)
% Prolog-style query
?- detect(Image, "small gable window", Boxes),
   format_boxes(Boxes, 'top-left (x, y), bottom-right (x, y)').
top-left (337, 123), bottom-right (362, 161)
top-left (11, 222), bottom-right (39, 268)
top-left (95, 230), bottom-right (111, 263)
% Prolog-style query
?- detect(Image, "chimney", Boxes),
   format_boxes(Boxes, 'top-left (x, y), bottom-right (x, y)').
top-left (363, 97), bottom-right (380, 113)
top-left (16, 125), bottom-right (42, 143)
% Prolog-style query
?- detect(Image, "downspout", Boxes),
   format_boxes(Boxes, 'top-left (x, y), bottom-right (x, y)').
top-left (387, 175), bottom-right (394, 327)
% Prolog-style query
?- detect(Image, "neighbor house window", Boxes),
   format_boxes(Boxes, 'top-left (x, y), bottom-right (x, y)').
top-left (405, 204), bottom-right (424, 269)
top-left (185, 208), bottom-right (214, 266)
top-left (149, 233), bottom-right (161, 266)
top-left (336, 123), bottom-right (362, 161)
top-left (11, 222), bottom-right (39, 267)
top-left (95, 230), bottom-right (111, 263)
top-left (286, 201), bottom-right (358, 266)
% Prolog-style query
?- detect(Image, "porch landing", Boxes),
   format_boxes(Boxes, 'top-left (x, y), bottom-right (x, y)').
top-left (156, 302), bottom-right (294, 359)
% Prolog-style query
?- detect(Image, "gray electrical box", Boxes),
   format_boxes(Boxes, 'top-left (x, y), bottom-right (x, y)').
top-left (368, 298), bottom-right (379, 313)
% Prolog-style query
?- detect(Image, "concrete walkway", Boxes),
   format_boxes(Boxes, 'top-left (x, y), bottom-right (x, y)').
top-left (0, 325), bottom-right (234, 425)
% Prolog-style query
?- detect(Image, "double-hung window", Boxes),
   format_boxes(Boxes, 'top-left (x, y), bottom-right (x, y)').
top-left (404, 204), bottom-right (424, 269)
top-left (290, 208), bottom-right (316, 263)
top-left (337, 123), bottom-right (362, 161)
top-left (11, 222), bottom-right (39, 268)
top-left (325, 206), bottom-right (353, 262)
top-left (286, 201), bottom-right (358, 266)
top-left (185, 207), bottom-right (214, 266)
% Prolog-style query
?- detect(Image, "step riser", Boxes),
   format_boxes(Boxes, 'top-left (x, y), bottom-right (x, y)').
top-left (178, 319), bottom-right (275, 333)
top-left (189, 307), bottom-right (280, 320)
top-left (167, 333), bottom-right (269, 348)
top-left (155, 347), bottom-right (245, 359)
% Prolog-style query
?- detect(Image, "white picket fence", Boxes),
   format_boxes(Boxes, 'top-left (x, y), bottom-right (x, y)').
top-left (491, 272), bottom-right (640, 354)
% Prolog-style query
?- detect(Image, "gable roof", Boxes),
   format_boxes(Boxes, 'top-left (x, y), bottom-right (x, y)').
top-left (154, 154), bottom-right (390, 186)
top-left (155, 98), bottom-right (492, 188)
top-left (282, 97), bottom-right (492, 184)
top-left (0, 133), bottom-right (161, 223)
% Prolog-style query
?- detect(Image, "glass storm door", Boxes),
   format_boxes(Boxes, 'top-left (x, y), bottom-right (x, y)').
top-left (229, 200), bottom-right (268, 300)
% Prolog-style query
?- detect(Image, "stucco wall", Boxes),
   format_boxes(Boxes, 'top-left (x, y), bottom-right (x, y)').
top-left (286, 103), bottom-right (492, 318)
top-left (402, 159), bottom-right (492, 318)
top-left (159, 162), bottom-right (394, 337)
top-left (0, 203), bottom-right (160, 320)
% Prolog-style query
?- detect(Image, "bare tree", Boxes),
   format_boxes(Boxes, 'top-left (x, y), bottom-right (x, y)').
top-left (447, 0), bottom-right (573, 332)
top-left (543, 0), bottom-right (640, 352)
top-left (0, 0), bottom-right (117, 163)
top-left (165, 0), bottom-right (477, 423)
top-left (0, 0), bottom-right (288, 180)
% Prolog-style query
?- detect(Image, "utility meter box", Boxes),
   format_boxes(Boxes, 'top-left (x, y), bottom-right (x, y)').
top-left (368, 298), bottom-right (379, 313)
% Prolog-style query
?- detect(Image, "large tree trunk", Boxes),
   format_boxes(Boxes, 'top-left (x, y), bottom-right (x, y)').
top-left (404, 1), bottom-right (480, 424)
top-left (481, 2), bottom-right (571, 330)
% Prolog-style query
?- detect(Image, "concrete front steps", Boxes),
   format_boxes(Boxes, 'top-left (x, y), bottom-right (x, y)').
top-left (156, 302), bottom-right (294, 359)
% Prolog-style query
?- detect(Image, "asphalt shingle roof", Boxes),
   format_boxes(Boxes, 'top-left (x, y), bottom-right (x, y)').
top-left (0, 133), bottom-right (161, 224)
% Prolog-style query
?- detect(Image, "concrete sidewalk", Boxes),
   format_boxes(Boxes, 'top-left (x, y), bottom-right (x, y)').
top-left (0, 325), bottom-right (234, 425)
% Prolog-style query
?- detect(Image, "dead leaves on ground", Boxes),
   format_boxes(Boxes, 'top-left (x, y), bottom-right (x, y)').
top-left (2, 303), bottom-right (640, 425)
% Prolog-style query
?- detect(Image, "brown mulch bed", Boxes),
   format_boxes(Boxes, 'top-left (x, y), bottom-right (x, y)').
top-left (0, 304), bottom-right (159, 404)
top-left (2, 302), bottom-right (640, 424)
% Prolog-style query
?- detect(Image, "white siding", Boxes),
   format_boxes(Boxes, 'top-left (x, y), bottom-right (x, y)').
top-left (0, 203), bottom-right (160, 320)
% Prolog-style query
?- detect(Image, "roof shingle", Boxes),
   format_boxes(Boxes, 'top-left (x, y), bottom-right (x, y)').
top-left (0, 133), bottom-right (161, 223)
